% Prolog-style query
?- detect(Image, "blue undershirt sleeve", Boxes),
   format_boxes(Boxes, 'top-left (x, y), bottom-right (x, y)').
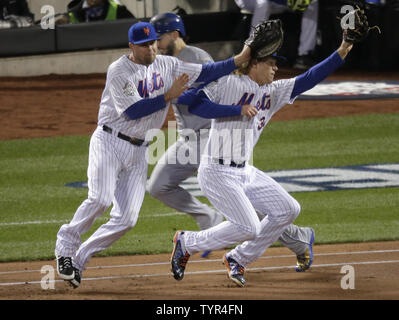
top-left (291, 51), bottom-right (345, 99)
top-left (195, 58), bottom-right (236, 84)
top-left (124, 95), bottom-right (166, 120)
top-left (188, 91), bottom-right (242, 119)
top-left (177, 85), bottom-right (203, 106)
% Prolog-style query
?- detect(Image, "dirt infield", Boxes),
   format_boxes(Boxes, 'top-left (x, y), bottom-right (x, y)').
top-left (0, 69), bottom-right (398, 301)
top-left (1, 69), bottom-right (399, 141)
top-left (0, 241), bottom-right (398, 300)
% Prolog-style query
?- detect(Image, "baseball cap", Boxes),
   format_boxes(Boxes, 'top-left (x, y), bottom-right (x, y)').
top-left (271, 52), bottom-right (287, 62)
top-left (257, 52), bottom-right (286, 63)
top-left (128, 22), bottom-right (160, 44)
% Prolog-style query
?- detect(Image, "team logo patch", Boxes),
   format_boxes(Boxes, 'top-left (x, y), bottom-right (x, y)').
top-left (123, 82), bottom-right (135, 96)
top-left (297, 81), bottom-right (399, 100)
top-left (143, 27), bottom-right (150, 36)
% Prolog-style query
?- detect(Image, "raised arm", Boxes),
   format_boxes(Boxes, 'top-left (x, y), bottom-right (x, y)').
top-left (290, 39), bottom-right (353, 99)
top-left (194, 45), bottom-right (252, 85)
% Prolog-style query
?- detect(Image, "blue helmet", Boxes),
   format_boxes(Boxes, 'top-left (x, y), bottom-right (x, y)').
top-left (150, 12), bottom-right (186, 37)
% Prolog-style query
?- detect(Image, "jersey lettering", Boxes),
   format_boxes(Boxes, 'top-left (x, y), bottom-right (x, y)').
top-left (137, 73), bottom-right (164, 98)
top-left (258, 116), bottom-right (266, 130)
top-left (256, 93), bottom-right (271, 111)
top-left (234, 92), bottom-right (255, 106)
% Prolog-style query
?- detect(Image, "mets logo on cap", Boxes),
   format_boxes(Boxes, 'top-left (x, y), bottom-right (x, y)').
top-left (128, 22), bottom-right (160, 44)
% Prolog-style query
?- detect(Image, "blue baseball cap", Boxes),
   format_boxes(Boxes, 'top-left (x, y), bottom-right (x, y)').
top-left (128, 22), bottom-right (160, 44)
top-left (272, 52), bottom-right (287, 62)
top-left (150, 12), bottom-right (186, 37)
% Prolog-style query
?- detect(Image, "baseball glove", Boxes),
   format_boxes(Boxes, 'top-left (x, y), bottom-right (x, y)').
top-left (342, 7), bottom-right (381, 43)
top-left (245, 19), bottom-right (284, 59)
top-left (287, 0), bottom-right (312, 12)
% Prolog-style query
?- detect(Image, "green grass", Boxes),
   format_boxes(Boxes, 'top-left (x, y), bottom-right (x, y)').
top-left (253, 112), bottom-right (399, 170)
top-left (0, 113), bottom-right (398, 262)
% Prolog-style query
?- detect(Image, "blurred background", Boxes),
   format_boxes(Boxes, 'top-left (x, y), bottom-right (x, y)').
top-left (0, 0), bottom-right (398, 76)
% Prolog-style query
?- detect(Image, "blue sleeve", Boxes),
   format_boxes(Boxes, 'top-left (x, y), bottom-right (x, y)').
top-left (291, 51), bottom-right (345, 99)
top-left (124, 95), bottom-right (166, 120)
top-left (195, 58), bottom-right (236, 84)
top-left (188, 91), bottom-right (242, 119)
top-left (177, 85), bottom-right (204, 106)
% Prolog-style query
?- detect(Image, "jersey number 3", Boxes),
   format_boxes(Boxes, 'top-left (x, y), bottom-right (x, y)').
top-left (257, 116), bottom-right (266, 130)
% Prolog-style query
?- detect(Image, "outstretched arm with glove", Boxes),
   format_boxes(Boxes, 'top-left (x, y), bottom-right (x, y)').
top-left (291, 6), bottom-right (381, 99)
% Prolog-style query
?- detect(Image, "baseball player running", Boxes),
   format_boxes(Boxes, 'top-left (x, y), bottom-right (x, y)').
top-left (171, 19), bottom-right (354, 286)
top-left (147, 13), bottom-right (315, 261)
top-left (147, 13), bottom-right (224, 237)
top-left (54, 21), bottom-right (253, 288)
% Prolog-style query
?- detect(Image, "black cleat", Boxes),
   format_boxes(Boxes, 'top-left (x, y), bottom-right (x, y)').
top-left (68, 267), bottom-right (81, 289)
top-left (56, 254), bottom-right (75, 280)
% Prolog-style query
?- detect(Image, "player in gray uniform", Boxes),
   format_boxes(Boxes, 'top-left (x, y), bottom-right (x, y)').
top-left (147, 13), bottom-right (223, 235)
top-left (148, 13), bottom-right (314, 263)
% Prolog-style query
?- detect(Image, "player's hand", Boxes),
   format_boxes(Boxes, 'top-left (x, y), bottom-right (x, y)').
top-left (164, 73), bottom-right (190, 103)
top-left (241, 104), bottom-right (258, 117)
top-left (234, 44), bottom-right (252, 67)
top-left (337, 39), bottom-right (353, 60)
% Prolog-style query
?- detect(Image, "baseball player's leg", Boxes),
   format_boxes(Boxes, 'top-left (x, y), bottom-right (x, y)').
top-left (250, 0), bottom-right (271, 32)
top-left (73, 151), bottom-right (148, 272)
top-left (55, 130), bottom-right (118, 258)
top-left (279, 224), bottom-right (315, 272)
top-left (278, 224), bottom-right (314, 255)
top-left (147, 139), bottom-right (222, 229)
top-left (227, 167), bottom-right (300, 267)
top-left (182, 165), bottom-right (261, 254)
top-left (298, 0), bottom-right (318, 56)
top-left (256, 210), bottom-right (314, 255)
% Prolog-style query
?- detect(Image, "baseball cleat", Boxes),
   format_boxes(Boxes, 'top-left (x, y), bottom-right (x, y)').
top-left (67, 267), bottom-right (81, 289)
top-left (223, 254), bottom-right (246, 287)
top-left (55, 254), bottom-right (75, 280)
top-left (170, 230), bottom-right (190, 281)
top-left (295, 228), bottom-right (315, 272)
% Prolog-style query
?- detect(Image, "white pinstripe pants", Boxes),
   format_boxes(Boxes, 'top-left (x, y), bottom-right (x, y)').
top-left (183, 163), bottom-right (300, 265)
top-left (55, 127), bottom-right (148, 271)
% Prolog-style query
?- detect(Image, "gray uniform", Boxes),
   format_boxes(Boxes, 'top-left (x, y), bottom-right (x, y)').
top-left (147, 45), bottom-right (221, 229)
top-left (147, 45), bottom-right (312, 255)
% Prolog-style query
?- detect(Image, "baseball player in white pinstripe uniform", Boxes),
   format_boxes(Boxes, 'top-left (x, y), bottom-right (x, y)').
top-left (148, 13), bottom-right (315, 260)
top-left (54, 21), bottom-right (252, 288)
top-left (171, 28), bottom-right (354, 286)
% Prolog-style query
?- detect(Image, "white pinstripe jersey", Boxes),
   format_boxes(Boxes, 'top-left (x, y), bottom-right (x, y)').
top-left (97, 54), bottom-right (202, 140)
top-left (201, 74), bottom-right (296, 163)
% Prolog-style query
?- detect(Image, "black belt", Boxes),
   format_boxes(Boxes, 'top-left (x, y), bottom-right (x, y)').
top-left (218, 159), bottom-right (246, 168)
top-left (102, 125), bottom-right (148, 147)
